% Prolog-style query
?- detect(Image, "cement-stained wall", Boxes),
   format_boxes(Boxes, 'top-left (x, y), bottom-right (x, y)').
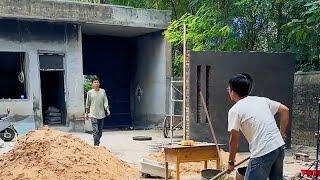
top-left (0, 0), bottom-right (172, 132)
top-left (0, 19), bottom-right (84, 129)
top-left (292, 72), bottom-right (320, 146)
top-left (131, 32), bottom-right (170, 127)
top-left (0, 0), bottom-right (171, 30)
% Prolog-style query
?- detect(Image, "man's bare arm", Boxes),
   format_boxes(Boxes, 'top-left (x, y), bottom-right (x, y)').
top-left (85, 92), bottom-right (91, 119)
top-left (278, 104), bottom-right (289, 137)
top-left (229, 129), bottom-right (240, 161)
top-left (227, 129), bottom-right (240, 173)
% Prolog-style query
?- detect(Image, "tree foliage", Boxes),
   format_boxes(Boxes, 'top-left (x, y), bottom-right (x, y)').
top-left (163, 0), bottom-right (320, 76)
top-left (71, 0), bottom-right (320, 75)
top-left (284, 1), bottom-right (320, 71)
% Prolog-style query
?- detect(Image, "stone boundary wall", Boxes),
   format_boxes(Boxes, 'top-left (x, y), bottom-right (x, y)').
top-left (292, 71), bottom-right (320, 146)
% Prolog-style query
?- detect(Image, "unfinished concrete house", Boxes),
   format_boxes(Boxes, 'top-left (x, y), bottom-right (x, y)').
top-left (0, 0), bottom-right (171, 132)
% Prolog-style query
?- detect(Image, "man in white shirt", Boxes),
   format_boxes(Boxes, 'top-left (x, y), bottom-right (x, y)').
top-left (85, 76), bottom-right (110, 146)
top-left (227, 73), bottom-right (289, 180)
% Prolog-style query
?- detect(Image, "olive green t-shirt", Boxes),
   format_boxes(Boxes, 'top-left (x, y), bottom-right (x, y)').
top-left (86, 88), bottom-right (109, 119)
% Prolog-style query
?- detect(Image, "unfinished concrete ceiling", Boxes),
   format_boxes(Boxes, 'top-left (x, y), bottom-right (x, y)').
top-left (0, 0), bottom-right (171, 36)
top-left (81, 23), bottom-right (162, 37)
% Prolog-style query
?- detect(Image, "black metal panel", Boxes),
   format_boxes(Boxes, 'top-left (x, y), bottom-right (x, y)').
top-left (39, 54), bottom-right (64, 70)
top-left (188, 51), bottom-right (295, 151)
top-left (82, 35), bottom-right (135, 128)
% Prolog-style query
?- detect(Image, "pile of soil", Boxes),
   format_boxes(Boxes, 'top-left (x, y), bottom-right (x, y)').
top-left (0, 128), bottom-right (139, 180)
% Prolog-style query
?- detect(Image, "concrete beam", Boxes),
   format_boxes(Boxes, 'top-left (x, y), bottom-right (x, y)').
top-left (0, 0), bottom-right (171, 29)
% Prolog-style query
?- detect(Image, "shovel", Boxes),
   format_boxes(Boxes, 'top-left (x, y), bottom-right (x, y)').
top-left (211, 156), bottom-right (250, 180)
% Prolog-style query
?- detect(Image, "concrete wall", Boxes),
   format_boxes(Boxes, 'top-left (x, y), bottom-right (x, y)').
top-left (131, 32), bottom-right (171, 127)
top-left (292, 72), bottom-right (320, 146)
top-left (0, 19), bottom-right (84, 129)
top-left (0, 0), bottom-right (171, 30)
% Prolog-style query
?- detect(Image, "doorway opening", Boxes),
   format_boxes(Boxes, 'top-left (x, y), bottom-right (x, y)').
top-left (39, 53), bottom-right (66, 125)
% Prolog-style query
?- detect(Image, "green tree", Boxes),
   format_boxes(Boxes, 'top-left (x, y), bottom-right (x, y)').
top-left (284, 1), bottom-right (320, 71)
top-left (164, 1), bottom-right (239, 76)
top-left (69, 0), bottom-right (319, 73)
top-left (164, 0), bottom-right (319, 75)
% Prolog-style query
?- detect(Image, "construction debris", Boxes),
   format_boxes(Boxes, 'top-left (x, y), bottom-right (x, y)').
top-left (0, 128), bottom-right (139, 180)
top-left (139, 158), bottom-right (174, 178)
top-left (178, 140), bottom-right (195, 146)
top-left (45, 106), bottom-right (62, 124)
top-left (0, 138), bottom-right (4, 148)
top-left (295, 153), bottom-right (310, 162)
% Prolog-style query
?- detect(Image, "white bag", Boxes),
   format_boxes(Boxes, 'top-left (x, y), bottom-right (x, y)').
top-left (0, 138), bottom-right (4, 148)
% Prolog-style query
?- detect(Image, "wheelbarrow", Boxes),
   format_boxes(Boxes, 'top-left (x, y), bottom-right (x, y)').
top-left (0, 113), bottom-right (18, 142)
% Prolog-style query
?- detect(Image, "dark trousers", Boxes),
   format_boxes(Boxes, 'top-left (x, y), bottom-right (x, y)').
top-left (245, 146), bottom-right (285, 180)
top-left (91, 117), bottom-right (105, 146)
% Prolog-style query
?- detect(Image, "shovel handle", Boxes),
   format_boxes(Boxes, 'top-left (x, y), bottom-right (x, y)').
top-left (211, 157), bottom-right (250, 180)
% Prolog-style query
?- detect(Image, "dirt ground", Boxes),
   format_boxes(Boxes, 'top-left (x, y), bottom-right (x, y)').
top-left (0, 128), bottom-right (139, 180)
top-left (0, 128), bottom-right (316, 179)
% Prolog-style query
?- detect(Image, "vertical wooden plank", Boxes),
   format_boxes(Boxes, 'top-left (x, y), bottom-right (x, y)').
top-left (176, 158), bottom-right (180, 180)
top-left (204, 160), bottom-right (208, 169)
top-left (183, 24), bottom-right (187, 140)
top-left (165, 162), bottom-right (169, 180)
top-left (216, 159), bottom-right (221, 170)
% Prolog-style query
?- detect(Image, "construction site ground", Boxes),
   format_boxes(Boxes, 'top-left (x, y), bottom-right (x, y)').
top-left (0, 129), bottom-right (316, 179)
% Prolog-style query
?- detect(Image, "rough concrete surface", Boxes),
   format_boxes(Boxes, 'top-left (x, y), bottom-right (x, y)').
top-left (0, 0), bottom-right (171, 29)
top-left (292, 72), bottom-right (320, 146)
top-left (0, 20), bottom-right (84, 129)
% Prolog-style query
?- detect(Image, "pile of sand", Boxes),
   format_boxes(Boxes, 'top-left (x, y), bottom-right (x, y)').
top-left (0, 128), bottom-right (139, 180)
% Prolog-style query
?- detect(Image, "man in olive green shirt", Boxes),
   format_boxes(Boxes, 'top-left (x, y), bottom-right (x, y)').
top-left (85, 76), bottom-right (110, 146)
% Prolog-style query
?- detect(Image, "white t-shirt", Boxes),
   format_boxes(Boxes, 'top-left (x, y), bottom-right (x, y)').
top-left (228, 96), bottom-right (285, 158)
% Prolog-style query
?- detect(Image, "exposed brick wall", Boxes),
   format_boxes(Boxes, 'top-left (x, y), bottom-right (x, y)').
top-left (185, 52), bottom-right (190, 140)
top-left (292, 72), bottom-right (320, 146)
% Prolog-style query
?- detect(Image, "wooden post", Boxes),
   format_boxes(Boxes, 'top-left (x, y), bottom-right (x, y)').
top-left (204, 160), bottom-right (208, 169)
top-left (183, 24), bottom-right (187, 140)
top-left (165, 162), bottom-right (169, 180)
top-left (176, 159), bottom-right (180, 180)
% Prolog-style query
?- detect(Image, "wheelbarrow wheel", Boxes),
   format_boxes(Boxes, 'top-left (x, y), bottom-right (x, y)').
top-left (0, 128), bottom-right (15, 142)
top-left (163, 116), bottom-right (170, 138)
